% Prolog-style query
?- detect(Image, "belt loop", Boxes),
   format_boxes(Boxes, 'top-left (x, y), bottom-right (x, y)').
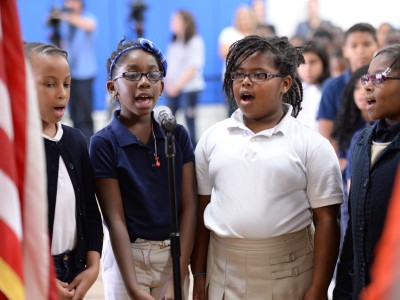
top-left (290, 267), bottom-right (298, 277)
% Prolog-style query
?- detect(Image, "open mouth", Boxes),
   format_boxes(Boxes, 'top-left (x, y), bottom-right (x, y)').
top-left (366, 99), bottom-right (376, 105)
top-left (136, 95), bottom-right (152, 101)
top-left (241, 93), bottom-right (255, 102)
top-left (54, 107), bottom-right (65, 117)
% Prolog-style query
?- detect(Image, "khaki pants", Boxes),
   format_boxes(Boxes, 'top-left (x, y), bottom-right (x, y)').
top-left (206, 226), bottom-right (314, 300)
top-left (102, 234), bottom-right (188, 299)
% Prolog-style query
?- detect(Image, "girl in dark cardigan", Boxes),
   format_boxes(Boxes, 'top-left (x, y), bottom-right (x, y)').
top-left (24, 42), bottom-right (103, 300)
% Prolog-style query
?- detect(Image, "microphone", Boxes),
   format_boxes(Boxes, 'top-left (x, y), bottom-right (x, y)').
top-left (154, 106), bottom-right (176, 132)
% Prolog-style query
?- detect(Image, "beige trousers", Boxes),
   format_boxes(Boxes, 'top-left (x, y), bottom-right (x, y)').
top-left (206, 226), bottom-right (314, 300)
top-left (102, 235), bottom-right (188, 299)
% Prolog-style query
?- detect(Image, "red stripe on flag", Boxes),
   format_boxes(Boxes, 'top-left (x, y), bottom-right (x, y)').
top-left (0, 220), bottom-right (23, 279)
top-left (0, 1), bottom-right (58, 299)
top-left (2, 0), bottom-right (27, 210)
top-left (0, 128), bottom-right (17, 183)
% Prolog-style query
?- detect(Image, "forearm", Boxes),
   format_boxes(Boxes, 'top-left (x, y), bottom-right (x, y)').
top-left (108, 222), bottom-right (140, 295)
top-left (85, 251), bottom-right (100, 271)
top-left (311, 213), bottom-right (340, 291)
top-left (178, 202), bottom-right (196, 282)
top-left (64, 13), bottom-right (96, 32)
top-left (173, 67), bottom-right (197, 92)
top-left (190, 195), bottom-right (211, 275)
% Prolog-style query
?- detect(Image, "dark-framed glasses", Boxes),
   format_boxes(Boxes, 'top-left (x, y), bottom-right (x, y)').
top-left (230, 72), bottom-right (282, 82)
top-left (113, 71), bottom-right (163, 83)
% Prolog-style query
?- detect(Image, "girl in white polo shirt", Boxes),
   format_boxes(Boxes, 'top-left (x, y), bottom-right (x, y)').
top-left (191, 35), bottom-right (344, 300)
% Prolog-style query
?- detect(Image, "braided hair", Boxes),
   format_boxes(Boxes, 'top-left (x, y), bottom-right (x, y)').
top-left (331, 65), bottom-right (369, 151)
top-left (24, 42), bottom-right (68, 61)
top-left (223, 35), bottom-right (304, 117)
top-left (374, 44), bottom-right (400, 72)
top-left (106, 37), bottom-right (166, 80)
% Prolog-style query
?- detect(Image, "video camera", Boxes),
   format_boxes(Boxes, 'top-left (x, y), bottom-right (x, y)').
top-left (129, 0), bottom-right (148, 37)
top-left (46, 6), bottom-right (72, 47)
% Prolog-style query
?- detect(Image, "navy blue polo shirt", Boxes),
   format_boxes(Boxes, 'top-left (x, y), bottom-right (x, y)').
top-left (89, 110), bottom-right (194, 241)
top-left (317, 69), bottom-right (351, 121)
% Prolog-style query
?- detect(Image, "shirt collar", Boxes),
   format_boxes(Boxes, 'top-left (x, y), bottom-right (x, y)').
top-left (42, 122), bottom-right (63, 141)
top-left (111, 110), bottom-right (164, 147)
top-left (228, 103), bottom-right (293, 137)
top-left (374, 119), bottom-right (400, 143)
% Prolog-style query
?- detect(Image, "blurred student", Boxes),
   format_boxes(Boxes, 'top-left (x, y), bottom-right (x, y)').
top-left (297, 41), bottom-right (330, 130)
top-left (165, 10), bottom-right (205, 147)
top-left (317, 23), bottom-right (378, 153)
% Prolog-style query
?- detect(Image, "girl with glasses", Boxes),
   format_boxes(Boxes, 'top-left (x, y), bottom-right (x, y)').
top-left (192, 35), bottom-right (344, 300)
top-left (89, 38), bottom-right (196, 299)
top-left (334, 44), bottom-right (400, 300)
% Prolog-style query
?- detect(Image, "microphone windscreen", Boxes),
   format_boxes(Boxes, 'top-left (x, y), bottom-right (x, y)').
top-left (154, 106), bottom-right (173, 124)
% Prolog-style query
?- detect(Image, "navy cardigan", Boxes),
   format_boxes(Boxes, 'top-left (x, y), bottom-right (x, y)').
top-left (44, 125), bottom-right (103, 270)
top-left (334, 123), bottom-right (400, 299)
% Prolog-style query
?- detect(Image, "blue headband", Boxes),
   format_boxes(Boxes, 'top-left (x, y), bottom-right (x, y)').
top-left (108, 38), bottom-right (168, 80)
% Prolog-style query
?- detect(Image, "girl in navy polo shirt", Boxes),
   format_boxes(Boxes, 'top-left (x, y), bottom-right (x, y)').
top-left (24, 42), bottom-right (103, 299)
top-left (90, 38), bottom-right (196, 299)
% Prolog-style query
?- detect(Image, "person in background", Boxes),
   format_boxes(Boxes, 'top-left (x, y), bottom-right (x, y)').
top-left (297, 41), bottom-right (330, 130)
top-left (24, 42), bottom-right (103, 300)
top-left (329, 49), bottom-right (348, 78)
top-left (294, 0), bottom-right (335, 42)
top-left (334, 44), bottom-right (400, 300)
top-left (90, 37), bottom-right (196, 299)
top-left (317, 23), bottom-right (378, 153)
top-left (218, 4), bottom-right (257, 115)
top-left (331, 65), bottom-right (371, 244)
top-left (251, 0), bottom-right (276, 36)
top-left (218, 5), bottom-right (256, 65)
top-left (165, 10), bottom-right (205, 147)
top-left (376, 22), bottom-right (394, 49)
top-left (49, 0), bottom-right (97, 144)
top-left (192, 35), bottom-right (343, 300)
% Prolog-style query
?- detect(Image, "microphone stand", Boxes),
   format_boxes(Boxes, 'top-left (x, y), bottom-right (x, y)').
top-left (161, 117), bottom-right (182, 300)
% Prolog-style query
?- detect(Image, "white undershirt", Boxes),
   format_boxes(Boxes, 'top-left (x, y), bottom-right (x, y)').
top-left (371, 141), bottom-right (390, 167)
top-left (43, 123), bottom-right (77, 255)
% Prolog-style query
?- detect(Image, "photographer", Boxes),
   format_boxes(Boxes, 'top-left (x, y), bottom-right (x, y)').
top-left (47, 0), bottom-right (97, 144)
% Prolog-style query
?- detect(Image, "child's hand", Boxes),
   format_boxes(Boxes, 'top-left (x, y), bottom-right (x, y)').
top-left (67, 266), bottom-right (98, 300)
top-left (56, 279), bottom-right (75, 299)
top-left (192, 275), bottom-right (206, 300)
top-left (130, 289), bottom-right (156, 300)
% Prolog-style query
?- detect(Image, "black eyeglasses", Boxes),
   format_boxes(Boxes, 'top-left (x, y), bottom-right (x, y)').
top-left (113, 71), bottom-right (163, 83)
top-left (361, 55), bottom-right (400, 86)
top-left (230, 72), bottom-right (282, 82)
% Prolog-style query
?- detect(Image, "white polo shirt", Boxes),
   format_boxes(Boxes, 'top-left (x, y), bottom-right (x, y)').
top-left (195, 104), bottom-right (344, 239)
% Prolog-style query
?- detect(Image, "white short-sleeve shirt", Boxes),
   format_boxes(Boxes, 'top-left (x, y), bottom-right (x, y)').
top-left (195, 104), bottom-right (344, 238)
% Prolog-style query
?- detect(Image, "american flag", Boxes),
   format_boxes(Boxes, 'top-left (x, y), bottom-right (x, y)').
top-left (0, 1), bottom-right (57, 299)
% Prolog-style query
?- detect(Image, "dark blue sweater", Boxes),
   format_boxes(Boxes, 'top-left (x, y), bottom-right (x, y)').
top-left (44, 125), bottom-right (103, 271)
top-left (334, 122), bottom-right (400, 299)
